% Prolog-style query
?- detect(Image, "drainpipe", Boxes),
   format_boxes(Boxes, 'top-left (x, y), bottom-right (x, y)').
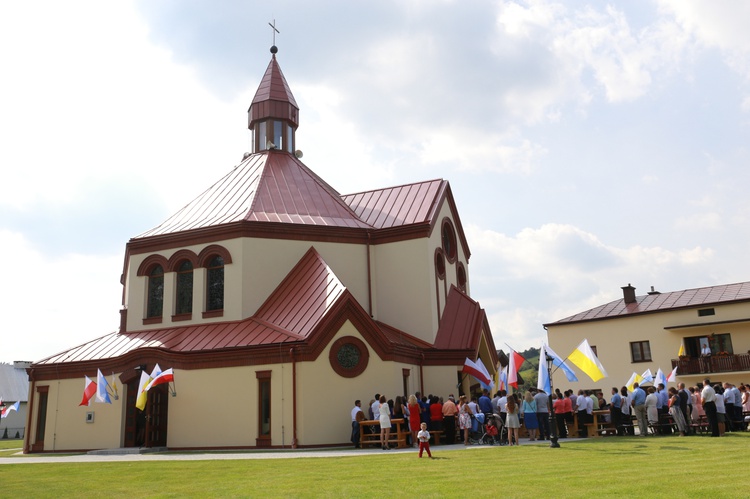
top-left (24, 370), bottom-right (35, 454)
top-left (366, 232), bottom-right (373, 316)
top-left (290, 347), bottom-right (298, 449)
top-left (419, 353), bottom-right (425, 395)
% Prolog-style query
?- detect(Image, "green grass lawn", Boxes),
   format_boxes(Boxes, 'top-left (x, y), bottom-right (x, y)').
top-left (0, 439), bottom-right (23, 457)
top-left (1, 433), bottom-right (746, 498)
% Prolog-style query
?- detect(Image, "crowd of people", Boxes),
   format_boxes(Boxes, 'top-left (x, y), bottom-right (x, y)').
top-left (350, 380), bottom-right (750, 449)
top-left (556, 379), bottom-right (749, 439)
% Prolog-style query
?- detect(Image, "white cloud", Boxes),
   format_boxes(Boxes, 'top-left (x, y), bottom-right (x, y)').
top-left (659, 0), bottom-right (750, 74)
top-left (492, 0), bottom-right (689, 115)
top-left (0, 1), bottom-right (248, 213)
top-left (0, 230), bottom-right (122, 361)
top-left (417, 127), bottom-right (547, 174)
top-left (467, 222), bottom-right (716, 351)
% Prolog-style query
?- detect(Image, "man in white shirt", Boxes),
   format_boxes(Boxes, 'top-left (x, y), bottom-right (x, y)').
top-left (701, 342), bottom-right (712, 372)
top-left (370, 394), bottom-right (381, 433)
top-left (576, 390), bottom-right (588, 437)
top-left (701, 379), bottom-right (719, 437)
top-left (351, 400), bottom-right (364, 448)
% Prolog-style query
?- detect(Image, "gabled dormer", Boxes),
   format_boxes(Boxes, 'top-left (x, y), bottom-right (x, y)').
top-left (248, 46), bottom-right (299, 153)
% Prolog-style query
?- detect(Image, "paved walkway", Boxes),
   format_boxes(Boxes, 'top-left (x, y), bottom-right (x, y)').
top-left (1, 438), bottom-right (583, 465)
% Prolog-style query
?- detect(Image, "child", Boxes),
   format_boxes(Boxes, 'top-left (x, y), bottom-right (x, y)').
top-left (417, 422), bottom-right (432, 458)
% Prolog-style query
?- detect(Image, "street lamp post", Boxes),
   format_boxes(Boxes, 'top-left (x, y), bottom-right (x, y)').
top-left (547, 355), bottom-right (560, 448)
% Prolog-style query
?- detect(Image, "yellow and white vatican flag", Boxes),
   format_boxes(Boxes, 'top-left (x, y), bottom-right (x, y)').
top-left (135, 364), bottom-right (161, 411)
top-left (567, 339), bottom-right (608, 382)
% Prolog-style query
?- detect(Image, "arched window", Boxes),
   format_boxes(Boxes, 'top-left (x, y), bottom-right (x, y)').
top-left (206, 255), bottom-right (224, 312)
top-left (175, 260), bottom-right (193, 315)
top-left (441, 219), bottom-right (457, 262)
top-left (435, 250), bottom-right (446, 279)
top-left (457, 263), bottom-right (467, 292)
top-left (146, 265), bottom-right (164, 318)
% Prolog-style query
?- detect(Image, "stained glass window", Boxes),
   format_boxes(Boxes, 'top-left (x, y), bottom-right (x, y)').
top-left (147, 265), bottom-right (164, 318)
top-left (337, 343), bottom-right (361, 369)
top-left (206, 256), bottom-right (224, 312)
top-left (175, 260), bottom-right (193, 315)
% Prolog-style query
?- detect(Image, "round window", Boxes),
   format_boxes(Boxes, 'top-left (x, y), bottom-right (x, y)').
top-left (329, 336), bottom-right (369, 378)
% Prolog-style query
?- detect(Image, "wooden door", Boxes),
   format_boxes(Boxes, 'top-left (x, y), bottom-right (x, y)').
top-left (145, 384), bottom-right (169, 447)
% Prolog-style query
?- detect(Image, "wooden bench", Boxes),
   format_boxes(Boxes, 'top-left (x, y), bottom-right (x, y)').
top-left (430, 430), bottom-right (443, 445)
top-left (359, 419), bottom-right (409, 448)
top-left (690, 416), bottom-right (709, 434)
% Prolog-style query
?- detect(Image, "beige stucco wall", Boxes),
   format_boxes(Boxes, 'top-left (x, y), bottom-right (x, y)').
top-left (547, 301), bottom-right (750, 392)
top-left (370, 238), bottom-right (437, 343)
top-left (25, 317), bottom-right (468, 452)
top-left (166, 365), bottom-right (290, 448)
top-left (28, 379), bottom-right (125, 452)
top-left (237, 238), bottom-right (370, 319)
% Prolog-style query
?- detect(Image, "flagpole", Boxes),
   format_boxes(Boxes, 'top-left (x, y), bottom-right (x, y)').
top-left (546, 354), bottom-right (560, 448)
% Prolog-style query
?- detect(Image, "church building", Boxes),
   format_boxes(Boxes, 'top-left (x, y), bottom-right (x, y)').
top-left (24, 46), bottom-right (498, 453)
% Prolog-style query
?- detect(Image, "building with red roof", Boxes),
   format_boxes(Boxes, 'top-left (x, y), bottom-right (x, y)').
top-left (545, 282), bottom-right (750, 391)
top-left (24, 47), bottom-right (498, 453)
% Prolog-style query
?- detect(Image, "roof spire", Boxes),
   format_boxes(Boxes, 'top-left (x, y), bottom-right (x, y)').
top-left (268, 19), bottom-right (279, 54)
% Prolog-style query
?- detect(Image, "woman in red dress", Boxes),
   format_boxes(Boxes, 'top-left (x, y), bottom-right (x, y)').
top-left (408, 394), bottom-right (421, 447)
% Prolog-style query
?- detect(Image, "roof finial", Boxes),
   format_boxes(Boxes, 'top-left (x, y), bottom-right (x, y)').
top-left (268, 19), bottom-right (279, 54)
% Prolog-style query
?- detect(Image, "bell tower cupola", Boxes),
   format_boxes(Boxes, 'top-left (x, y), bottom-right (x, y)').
top-left (248, 45), bottom-right (299, 154)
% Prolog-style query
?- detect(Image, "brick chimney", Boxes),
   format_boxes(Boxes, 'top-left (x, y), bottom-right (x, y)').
top-left (621, 284), bottom-right (637, 304)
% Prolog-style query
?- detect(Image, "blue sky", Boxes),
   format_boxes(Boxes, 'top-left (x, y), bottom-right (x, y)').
top-left (2, 1), bottom-right (750, 362)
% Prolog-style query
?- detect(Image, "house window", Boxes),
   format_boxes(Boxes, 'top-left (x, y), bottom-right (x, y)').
top-left (146, 265), bottom-right (164, 318)
top-left (698, 308), bottom-right (715, 317)
top-left (206, 256), bottom-right (224, 312)
top-left (709, 333), bottom-right (733, 355)
top-left (175, 260), bottom-right (193, 315)
top-left (256, 370), bottom-right (271, 446)
top-left (630, 341), bottom-right (652, 363)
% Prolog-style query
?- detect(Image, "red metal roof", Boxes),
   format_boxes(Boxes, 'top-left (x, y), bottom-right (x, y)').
top-left (548, 281), bottom-right (750, 326)
top-left (251, 55), bottom-right (298, 109)
top-left (255, 247), bottom-right (347, 339)
top-left (341, 179), bottom-right (444, 229)
top-left (34, 320), bottom-right (305, 365)
top-left (434, 286), bottom-right (485, 350)
top-left (135, 151), bottom-right (371, 238)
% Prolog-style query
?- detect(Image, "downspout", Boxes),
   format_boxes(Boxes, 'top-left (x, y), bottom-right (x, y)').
top-left (23, 369), bottom-right (35, 454)
top-left (419, 353), bottom-right (425, 395)
top-left (366, 232), bottom-right (372, 316)
top-left (290, 347), bottom-right (298, 449)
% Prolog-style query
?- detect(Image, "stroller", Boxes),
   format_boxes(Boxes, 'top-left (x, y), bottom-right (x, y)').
top-left (468, 413), bottom-right (502, 445)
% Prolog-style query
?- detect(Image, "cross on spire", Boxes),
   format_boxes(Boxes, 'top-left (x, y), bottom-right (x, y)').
top-left (268, 19), bottom-right (280, 47)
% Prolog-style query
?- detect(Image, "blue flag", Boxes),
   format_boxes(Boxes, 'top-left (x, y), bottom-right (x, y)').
top-left (544, 344), bottom-right (579, 382)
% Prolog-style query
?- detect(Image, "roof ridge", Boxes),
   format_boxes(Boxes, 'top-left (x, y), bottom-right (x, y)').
top-left (341, 178), bottom-right (444, 198)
